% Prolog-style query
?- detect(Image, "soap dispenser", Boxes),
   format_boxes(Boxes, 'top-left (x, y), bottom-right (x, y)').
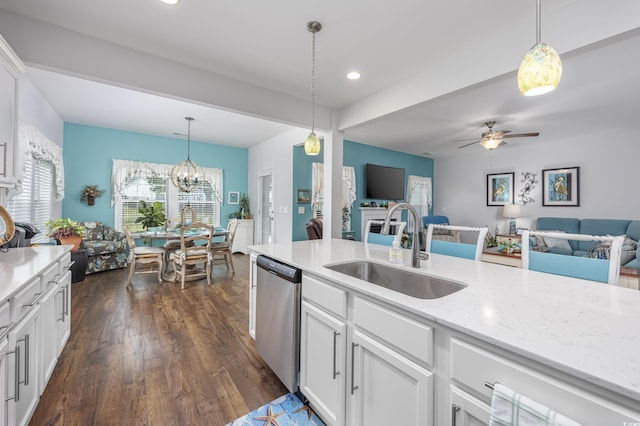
top-left (389, 239), bottom-right (402, 264)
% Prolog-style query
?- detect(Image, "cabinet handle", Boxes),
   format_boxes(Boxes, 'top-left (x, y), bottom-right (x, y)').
top-left (332, 331), bottom-right (340, 379)
top-left (23, 292), bottom-right (43, 307)
top-left (56, 289), bottom-right (65, 321)
top-left (5, 345), bottom-right (20, 402)
top-left (66, 260), bottom-right (76, 271)
top-left (23, 334), bottom-right (30, 386)
top-left (350, 342), bottom-right (359, 395)
top-left (62, 286), bottom-right (68, 320)
top-left (451, 404), bottom-right (460, 426)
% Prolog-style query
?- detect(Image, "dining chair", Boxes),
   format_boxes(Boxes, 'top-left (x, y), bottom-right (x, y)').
top-left (364, 220), bottom-right (406, 246)
top-left (123, 224), bottom-right (165, 288)
top-left (425, 224), bottom-right (488, 260)
top-left (521, 230), bottom-right (623, 285)
top-left (173, 222), bottom-right (214, 289)
top-left (211, 220), bottom-right (239, 273)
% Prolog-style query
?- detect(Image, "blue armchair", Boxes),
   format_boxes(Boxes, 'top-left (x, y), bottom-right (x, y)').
top-left (81, 221), bottom-right (128, 274)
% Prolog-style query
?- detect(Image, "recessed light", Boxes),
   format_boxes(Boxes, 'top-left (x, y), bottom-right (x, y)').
top-left (161, 0), bottom-right (179, 5)
top-left (347, 72), bottom-right (361, 80)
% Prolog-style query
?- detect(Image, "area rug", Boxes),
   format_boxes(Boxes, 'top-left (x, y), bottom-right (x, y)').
top-left (226, 393), bottom-right (325, 426)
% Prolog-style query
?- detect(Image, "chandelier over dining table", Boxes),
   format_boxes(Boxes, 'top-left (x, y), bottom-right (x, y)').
top-left (170, 116), bottom-right (202, 193)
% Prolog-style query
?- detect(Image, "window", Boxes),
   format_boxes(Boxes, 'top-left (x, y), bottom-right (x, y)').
top-left (112, 159), bottom-right (223, 232)
top-left (7, 157), bottom-right (54, 243)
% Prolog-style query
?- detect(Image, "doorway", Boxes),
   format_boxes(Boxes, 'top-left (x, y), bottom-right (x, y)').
top-left (257, 171), bottom-right (274, 244)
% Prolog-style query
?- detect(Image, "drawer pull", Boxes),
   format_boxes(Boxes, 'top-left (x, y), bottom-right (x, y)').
top-left (351, 342), bottom-right (359, 395)
top-left (332, 331), bottom-right (340, 379)
top-left (23, 292), bottom-right (43, 307)
top-left (485, 381), bottom-right (498, 390)
top-left (66, 260), bottom-right (76, 271)
top-left (451, 404), bottom-right (460, 426)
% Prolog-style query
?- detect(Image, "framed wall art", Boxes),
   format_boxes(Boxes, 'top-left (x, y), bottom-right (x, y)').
top-left (228, 191), bottom-right (240, 205)
top-left (486, 172), bottom-right (514, 206)
top-left (297, 189), bottom-right (311, 204)
top-left (542, 166), bottom-right (580, 206)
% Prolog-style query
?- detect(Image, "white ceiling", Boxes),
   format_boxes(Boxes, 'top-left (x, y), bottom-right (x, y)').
top-left (1, 0), bottom-right (639, 155)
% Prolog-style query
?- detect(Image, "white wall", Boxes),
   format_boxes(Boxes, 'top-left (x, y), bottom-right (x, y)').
top-left (435, 128), bottom-right (640, 239)
top-left (248, 127), bottom-right (309, 244)
top-left (18, 77), bottom-right (64, 147)
top-left (16, 76), bottom-right (64, 218)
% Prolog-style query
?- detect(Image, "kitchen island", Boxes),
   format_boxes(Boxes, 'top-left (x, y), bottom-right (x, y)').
top-left (249, 239), bottom-right (640, 426)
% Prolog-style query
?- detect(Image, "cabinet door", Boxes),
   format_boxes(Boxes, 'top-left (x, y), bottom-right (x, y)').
top-left (451, 386), bottom-right (490, 426)
top-left (300, 301), bottom-right (346, 426)
top-left (55, 270), bottom-right (72, 354)
top-left (248, 254), bottom-right (257, 339)
top-left (38, 284), bottom-right (58, 395)
top-left (350, 330), bottom-right (433, 426)
top-left (7, 307), bottom-right (39, 426)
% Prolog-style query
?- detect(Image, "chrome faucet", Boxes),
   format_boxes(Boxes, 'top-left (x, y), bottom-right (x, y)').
top-left (382, 202), bottom-right (422, 267)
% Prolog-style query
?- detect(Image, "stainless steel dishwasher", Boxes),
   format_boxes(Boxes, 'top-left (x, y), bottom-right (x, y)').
top-left (255, 255), bottom-right (302, 393)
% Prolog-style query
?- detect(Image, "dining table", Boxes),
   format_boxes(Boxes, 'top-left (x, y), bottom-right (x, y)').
top-left (132, 228), bottom-right (230, 281)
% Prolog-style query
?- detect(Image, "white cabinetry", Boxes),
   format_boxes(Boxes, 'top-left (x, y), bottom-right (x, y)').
top-left (248, 253), bottom-right (257, 339)
top-left (7, 306), bottom-right (39, 426)
top-left (0, 35), bottom-right (25, 202)
top-left (0, 248), bottom-right (72, 426)
top-left (300, 274), bottom-right (433, 426)
top-left (300, 275), bottom-right (347, 426)
top-left (230, 219), bottom-right (254, 254)
top-left (448, 337), bottom-right (639, 425)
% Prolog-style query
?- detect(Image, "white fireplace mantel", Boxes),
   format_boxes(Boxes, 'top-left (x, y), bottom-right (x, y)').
top-left (359, 207), bottom-right (401, 239)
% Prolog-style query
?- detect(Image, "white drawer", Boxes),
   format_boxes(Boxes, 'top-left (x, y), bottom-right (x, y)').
top-left (11, 276), bottom-right (41, 321)
top-left (59, 251), bottom-right (72, 273)
top-left (450, 338), bottom-right (640, 424)
top-left (42, 262), bottom-right (60, 291)
top-left (0, 300), bottom-right (12, 337)
top-left (354, 296), bottom-right (433, 368)
top-left (302, 274), bottom-right (347, 319)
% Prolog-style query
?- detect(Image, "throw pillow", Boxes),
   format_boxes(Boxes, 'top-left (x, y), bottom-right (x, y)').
top-left (432, 227), bottom-right (452, 236)
top-left (543, 232), bottom-right (572, 250)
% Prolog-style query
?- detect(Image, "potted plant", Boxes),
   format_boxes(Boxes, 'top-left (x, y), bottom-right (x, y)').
top-left (46, 218), bottom-right (85, 251)
top-left (135, 201), bottom-right (166, 230)
top-left (238, 193), bottom-right (252, 219)
top-left (80, 185), bottom-right (105, 205)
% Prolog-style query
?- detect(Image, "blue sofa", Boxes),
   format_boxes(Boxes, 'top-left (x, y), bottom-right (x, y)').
top-left (535, 217), bottom-right (640, 268)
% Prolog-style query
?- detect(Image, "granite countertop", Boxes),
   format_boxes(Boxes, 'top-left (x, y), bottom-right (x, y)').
top-left (249, 239), bottom-right (640, 402)
top-left (0, 245), bottom-right (71, 301)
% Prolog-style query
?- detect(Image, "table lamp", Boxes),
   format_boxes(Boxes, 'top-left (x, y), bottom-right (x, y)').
top-left (503, 204), bottom-right (522, 235)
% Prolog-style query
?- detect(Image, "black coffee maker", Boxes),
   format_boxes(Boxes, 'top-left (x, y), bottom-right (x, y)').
top-left (7, 223), bottom-right (40, 248)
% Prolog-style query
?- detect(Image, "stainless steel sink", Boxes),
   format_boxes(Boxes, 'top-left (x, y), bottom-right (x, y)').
top-left (324, 261), bottom-right (466, 299)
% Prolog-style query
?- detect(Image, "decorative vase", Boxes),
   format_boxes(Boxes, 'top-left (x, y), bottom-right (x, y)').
top-left (88, 195), bottom-right (95, 206)
top-left (59, 235), bottom-right (83, 251)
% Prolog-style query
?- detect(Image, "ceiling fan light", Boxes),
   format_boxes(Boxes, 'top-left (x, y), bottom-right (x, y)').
top-left (518, 42), bottom-right (562, 96)
top-left (479, 138), bottom-right (503, 150)
top-left (304, 131), bottom-right (321, 155)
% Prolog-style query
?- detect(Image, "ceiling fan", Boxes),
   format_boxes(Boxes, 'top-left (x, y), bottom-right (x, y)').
top-left (457, 121), bottom-right (539, 150)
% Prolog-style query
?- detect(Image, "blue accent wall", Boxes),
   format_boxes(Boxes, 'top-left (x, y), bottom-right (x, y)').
top-left (62, 123), bottom-right (248, 227)
top-left (290, 139), bottom-right (434, 242)
top-left (292, 144), bottom-right (323, 241)
top-left (344, 140), bottom-right (434, 241)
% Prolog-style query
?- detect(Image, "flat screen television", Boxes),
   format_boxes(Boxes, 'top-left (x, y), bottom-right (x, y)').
top-left (365, 163), bottom-right (405, 200)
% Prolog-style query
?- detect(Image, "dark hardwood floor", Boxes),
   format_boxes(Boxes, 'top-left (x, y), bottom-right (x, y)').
top-left (30, 254), bottom-right (287, 426)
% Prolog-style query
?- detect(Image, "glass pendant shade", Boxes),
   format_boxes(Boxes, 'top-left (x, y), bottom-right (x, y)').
top-left (304, 131), bottom-right (321, 155)
top-left (518, 42), bottom-right (562, 96)
top-left (479, 138), bottom-right (503, 150)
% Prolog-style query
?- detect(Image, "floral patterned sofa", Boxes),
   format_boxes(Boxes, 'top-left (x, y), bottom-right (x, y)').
top-left (81, 222), bottom-right (128, 274)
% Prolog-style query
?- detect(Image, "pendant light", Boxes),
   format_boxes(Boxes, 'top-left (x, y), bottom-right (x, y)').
top-left (170, 117), bottom-right (201, 193)
top-left (517, 0), bottom-right (562, 96)
top-left (304, 21), bottom-right (322, 156)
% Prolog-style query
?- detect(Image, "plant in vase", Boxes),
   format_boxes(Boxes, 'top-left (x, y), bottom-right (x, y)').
top-left (46, 218), bottom-right (85, 251)
top-left (80, 185), bottom-right (105, 205)
top-left (135, 201), bottom-right (166, 230)
top-left (237, 194), bottom-right (252, 219)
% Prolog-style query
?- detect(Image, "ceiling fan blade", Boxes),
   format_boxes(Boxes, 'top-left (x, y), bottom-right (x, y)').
top-left (457, 140), bottom-right (481, 149)
top-left (492, 130), bottom-right (511, 137)
top-left (502, 132), bottom-right (540, 138)
top-left (452, 137), bottom-right (482, 142)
